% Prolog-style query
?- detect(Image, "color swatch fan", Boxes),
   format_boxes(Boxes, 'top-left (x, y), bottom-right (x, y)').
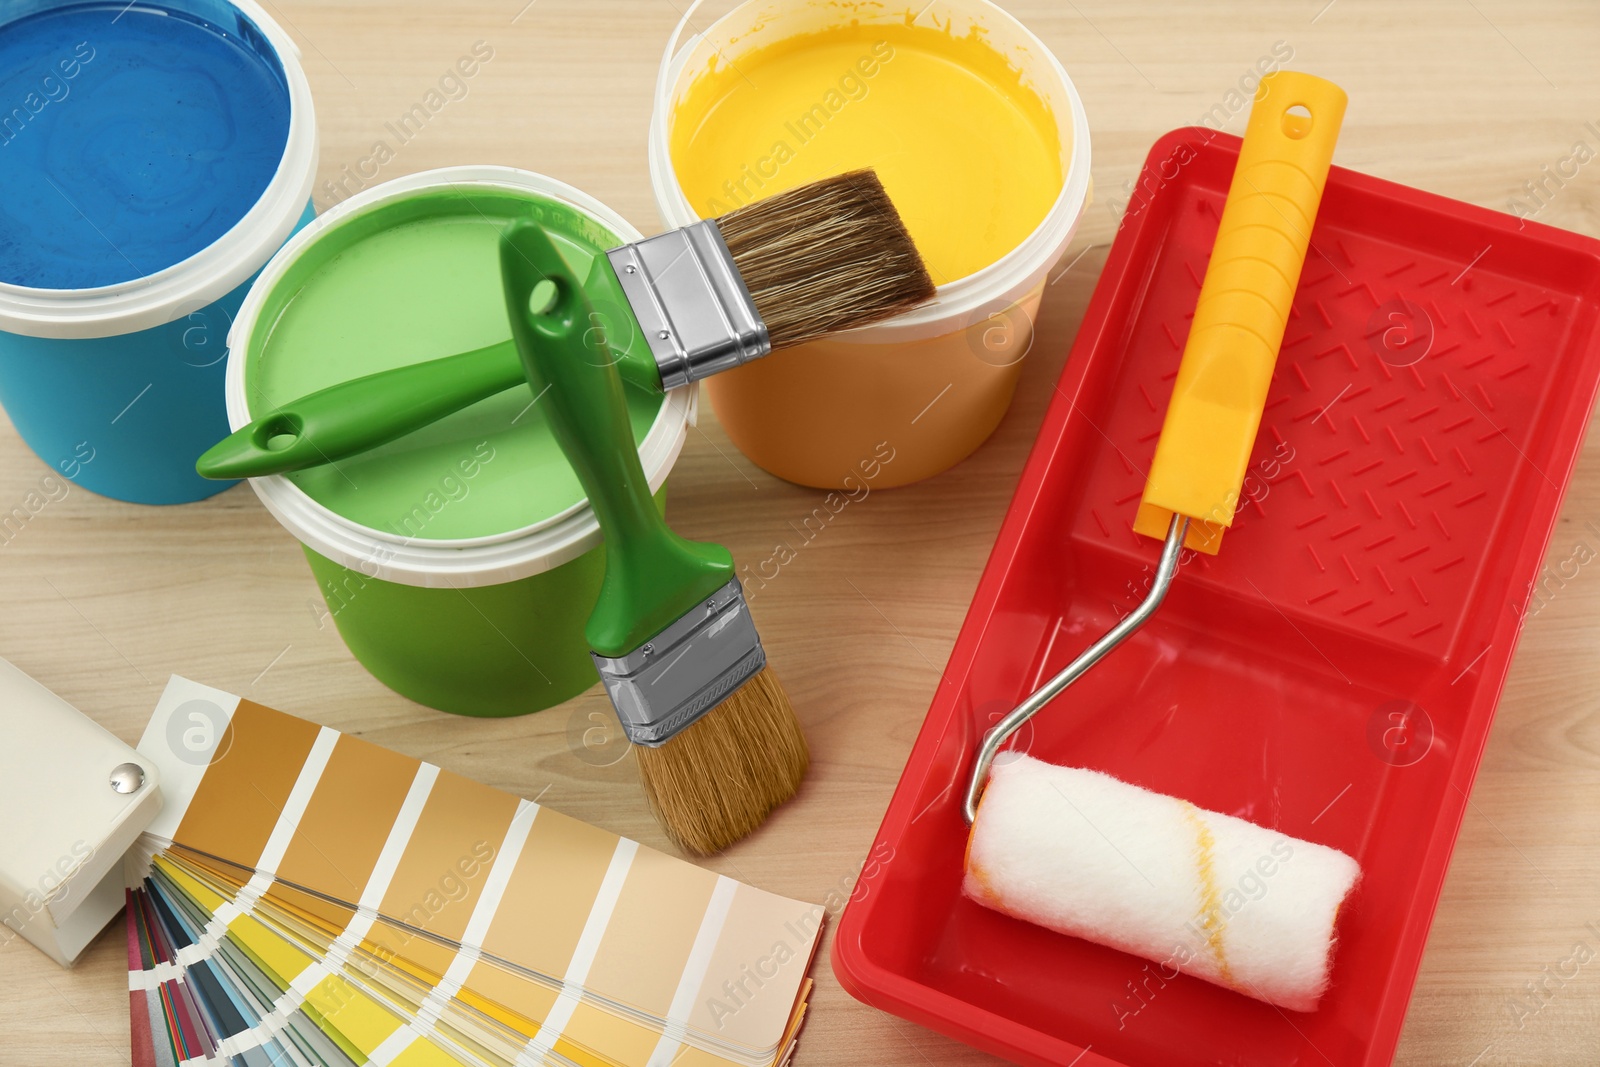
top-left (125, 677), bottom-right (821, 1067)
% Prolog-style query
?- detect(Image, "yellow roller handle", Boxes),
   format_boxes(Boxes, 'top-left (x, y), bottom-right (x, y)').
top-left (1134, 72), bottom-right (1347, 554)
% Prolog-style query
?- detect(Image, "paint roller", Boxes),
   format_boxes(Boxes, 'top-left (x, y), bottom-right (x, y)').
top-left (961, 71), bottom-right (1359, 1013)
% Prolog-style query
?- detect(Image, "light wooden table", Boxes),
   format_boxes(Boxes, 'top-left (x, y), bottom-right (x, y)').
top-left (3, 2), bottom-right (1599, 1064)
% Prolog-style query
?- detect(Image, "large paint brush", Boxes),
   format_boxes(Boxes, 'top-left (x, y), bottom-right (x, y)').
top-left (501, 218), bottom-right (805, 855)
top-left (198, 170), bottom-right (933, 480)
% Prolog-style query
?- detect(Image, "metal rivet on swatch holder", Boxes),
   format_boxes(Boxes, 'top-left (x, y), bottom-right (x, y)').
top-left (110, 762), bottom-right (146, 794)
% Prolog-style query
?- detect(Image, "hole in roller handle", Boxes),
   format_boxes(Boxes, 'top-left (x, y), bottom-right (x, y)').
top-left (1283, 103), bottom-right (1313, 139)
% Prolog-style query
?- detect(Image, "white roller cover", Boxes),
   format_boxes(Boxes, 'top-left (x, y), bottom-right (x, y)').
top-left (964, 753), bottom-right (1360, 1012)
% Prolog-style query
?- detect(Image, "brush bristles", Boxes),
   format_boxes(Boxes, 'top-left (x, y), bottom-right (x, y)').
top-left (634, 667), bottom-right (809, 856)
top-left (716, 169), bottom-right (937, 350)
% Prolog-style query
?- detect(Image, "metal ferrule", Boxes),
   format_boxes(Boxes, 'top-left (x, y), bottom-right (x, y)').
top-left (606, 220), bottom-right (771, 391)
top-left (591, 578), bottom-right (766, 747)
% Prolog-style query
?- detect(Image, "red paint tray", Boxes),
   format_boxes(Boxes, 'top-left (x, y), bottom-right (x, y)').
top-left (832, 128), bottom-right (1600, 1067)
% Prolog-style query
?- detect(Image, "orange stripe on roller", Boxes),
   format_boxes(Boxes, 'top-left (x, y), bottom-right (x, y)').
top-left (1180, 802), bottom-right (1234, 984)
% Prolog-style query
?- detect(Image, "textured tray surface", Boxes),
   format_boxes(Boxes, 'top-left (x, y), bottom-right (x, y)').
top-left (832, 128), bottom-right (1600, 1067)
top-left (1077, 183), bottom-right (1570, 659)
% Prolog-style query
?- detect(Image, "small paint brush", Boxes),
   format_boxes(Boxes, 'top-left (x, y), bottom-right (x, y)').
top-left (198, 169), bottom-right (934, 480)
top-left (502, 219), bottom-right (806, 856)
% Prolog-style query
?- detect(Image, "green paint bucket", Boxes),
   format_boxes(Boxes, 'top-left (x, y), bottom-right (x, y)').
top-left (224, 167), bottom-right (692, 717)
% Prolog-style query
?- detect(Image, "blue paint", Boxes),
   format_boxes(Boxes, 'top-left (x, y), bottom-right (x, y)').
top-left (0, 199), bottom-right (315, 505)
top-left (0, 2), bottom-right (291, 289)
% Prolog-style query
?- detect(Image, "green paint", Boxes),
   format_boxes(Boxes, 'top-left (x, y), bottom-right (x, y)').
top-left (244, 187), bottom-right (663, 541)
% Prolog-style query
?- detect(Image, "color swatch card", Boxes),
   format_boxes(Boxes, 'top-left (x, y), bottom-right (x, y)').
top-left (126, 676), bottom-right (820, 1067)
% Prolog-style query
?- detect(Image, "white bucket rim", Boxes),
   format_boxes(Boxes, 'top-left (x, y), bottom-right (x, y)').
top-left (647, 0), bottom-right (1091, 345)
top-left (224, 165), bottom-right (694, 589)
top-left (0, 0), bottom-right (319, 339)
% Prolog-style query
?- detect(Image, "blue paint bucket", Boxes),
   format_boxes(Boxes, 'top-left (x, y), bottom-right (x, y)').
top-left (0, 0), bottom-right (317, 504)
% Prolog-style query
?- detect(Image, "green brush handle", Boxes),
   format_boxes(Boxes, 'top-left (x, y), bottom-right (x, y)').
top-left (196, 341), bottom-right (524, 479)
top-left (500, 219), bottom-right (734, 657)
top-left (196, 262), bottom-right (663, 481)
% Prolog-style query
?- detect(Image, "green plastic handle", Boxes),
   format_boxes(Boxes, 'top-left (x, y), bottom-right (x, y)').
top-left (500, 219), bottom-right (733, 657)
top-left (196, 255), bottom-right (664, 481)
top-left (196, 340), bottom-right (525, 479)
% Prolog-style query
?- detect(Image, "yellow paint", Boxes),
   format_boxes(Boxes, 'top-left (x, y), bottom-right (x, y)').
top-left (669, 17), bottom-right (1063, 285)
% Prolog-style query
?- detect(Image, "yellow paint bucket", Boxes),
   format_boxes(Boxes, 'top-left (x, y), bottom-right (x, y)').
top-left (649, 0), bottom-right (1090, 488)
